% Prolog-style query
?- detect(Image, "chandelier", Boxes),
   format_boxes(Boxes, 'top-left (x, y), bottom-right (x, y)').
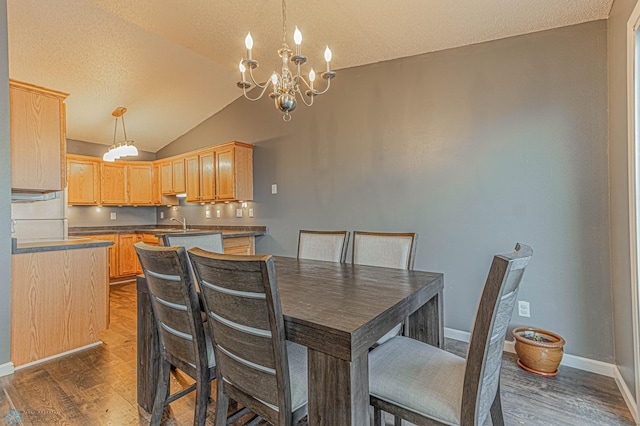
top-left (237, 0), bottom-right (335, 121)
top-left (103, 107), bottom-right (139, 162)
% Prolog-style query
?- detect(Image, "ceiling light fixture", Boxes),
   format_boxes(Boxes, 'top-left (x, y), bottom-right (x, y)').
top-left (103, 107), bottom-right (139, 162)
top-left (237, 0), bottom-right (335, 122)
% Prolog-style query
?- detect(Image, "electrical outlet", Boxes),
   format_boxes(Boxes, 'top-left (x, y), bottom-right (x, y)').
top-left (206, 210), bottom-right (211, 219)
top-left (110, 212), bottom-right (117, 220)
top-left (216, 210), bottom-right (221, 218)
top-left (271, 184), bottom-right (278, 194)
top-left (236, 209), bottom-right (243, 218)
top-left (160, 212), bottom-right (164, 219)
top-left (518, 301), bottom-right (530, 317)
top-left (249, 208), bottom-right (254, 218)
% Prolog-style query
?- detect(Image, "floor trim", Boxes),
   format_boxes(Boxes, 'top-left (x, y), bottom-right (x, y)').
top-left (13, 342), bottom-right (103, 371)
top-left (614, 365), bottom-right (640, 425)
top-left (444, 327), bottom-right (616, 377)
top-left (0, 361), bottom-right (15, 377)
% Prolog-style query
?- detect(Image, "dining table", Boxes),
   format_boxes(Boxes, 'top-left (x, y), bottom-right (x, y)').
top-left (136, 256), bottom-right (444, 425)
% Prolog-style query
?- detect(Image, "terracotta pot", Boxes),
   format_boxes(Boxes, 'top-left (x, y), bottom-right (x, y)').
top-left (512, 327), bottom-right (565, 376)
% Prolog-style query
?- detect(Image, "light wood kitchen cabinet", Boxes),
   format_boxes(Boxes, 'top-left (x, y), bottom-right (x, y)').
top-left (67, 155), bottom-right (100, 205)
top-left (141, 233), bottom-right (159, 245)
top-left (152, 163), bottom-right (162, 205)
top-left (173, 158), bottom-right (186, 194)
top-left (10, 80), bottom-right (68, 192)
top-left (84, 234), bottom-right (118, 279)
top-left (186, 149), bottom-right (215, 203)
top-left (161, 161), bottom-right (173, 194)
top-left (101, 162), bottom-right (126, 205)
top-left (223, 236), bottom-right (255, 255)
top-left (127, 163), bottom-right (153, 205)
top-left (215, 142), bottom-right (253, 201)
top-left (118, 233), bottom-right (143, 276)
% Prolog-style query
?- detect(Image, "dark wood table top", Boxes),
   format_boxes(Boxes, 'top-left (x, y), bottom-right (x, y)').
top-left (273, 256), bottom-right (444, 361)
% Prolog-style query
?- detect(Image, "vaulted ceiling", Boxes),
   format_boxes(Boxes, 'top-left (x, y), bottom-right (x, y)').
top-left (7, 0), bottom-right (613, 152)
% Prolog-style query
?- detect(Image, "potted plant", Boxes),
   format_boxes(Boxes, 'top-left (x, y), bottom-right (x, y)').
top-left (511, 327), bottom-right (566, 377)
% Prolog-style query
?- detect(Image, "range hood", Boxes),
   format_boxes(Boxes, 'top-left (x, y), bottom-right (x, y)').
top-left (11, 191), bottom-right (61, 202)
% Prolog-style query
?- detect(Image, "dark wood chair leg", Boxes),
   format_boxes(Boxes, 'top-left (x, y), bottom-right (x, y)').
top-left (214, 378), bottom-right (229, 426)
top-left (394, 416), bottom-right (402, 426)
top-left (489, 383), bottom-right (505, 426)
top-left (194, 370), bottom-right (211, 426)
top-left (151, 359), bottom-right (170, 426)
top-left (373, 407), bottom-right (383, 426)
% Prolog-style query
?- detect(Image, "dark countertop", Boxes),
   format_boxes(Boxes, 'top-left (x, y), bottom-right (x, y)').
top-left (12, 237), bottom-right (114, 254)
top-left (68, 225), bottom-right (267, 239)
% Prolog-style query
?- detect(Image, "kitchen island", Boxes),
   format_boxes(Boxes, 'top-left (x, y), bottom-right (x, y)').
top-left (11, 237), bottom-right (112, 368)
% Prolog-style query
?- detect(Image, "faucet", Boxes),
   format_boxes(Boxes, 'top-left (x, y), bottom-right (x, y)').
top-left (171, 217), bottom-right (187, 230)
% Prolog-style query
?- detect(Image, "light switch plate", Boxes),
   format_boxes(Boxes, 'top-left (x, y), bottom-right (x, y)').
top-left (271, 184), bottom-right (277, 194)
top-left (110, 212), bottom-right (117, 220)
top-left (236, 209), bottom-right (243, 218)
top-left (206, 210), bottom-right (211, 219)
top-left (216, 210), bottom-right (221, 218)
top-left (249, 208), bottom-right (254, 218)
top-left (160, 212), bottom-right (164, 219)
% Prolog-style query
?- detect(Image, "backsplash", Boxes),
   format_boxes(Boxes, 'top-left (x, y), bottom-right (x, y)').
top-left (156, 199), bottom-right (258, 227)
top-left (67, 205), bottom-right (156, 227)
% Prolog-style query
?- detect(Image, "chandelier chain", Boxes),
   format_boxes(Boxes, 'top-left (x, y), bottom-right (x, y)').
top-left (282, 0), bottom-right (287, 44)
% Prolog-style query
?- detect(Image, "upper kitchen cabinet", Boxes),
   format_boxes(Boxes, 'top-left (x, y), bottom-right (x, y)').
top-left (215, 142), bottom-right (253, 201)
top-left (10, 80), bottom-right (68, 192)
top-left (172, 158), bottom-right (186, 194)
top-left (101, 162), bottom-right (126, 205)
top-left (67, 154), bottom-right (100, 205)
top-left (186, 149), bottom-right (215, 203)
top-left (126, 163), bottom-right (153, 205)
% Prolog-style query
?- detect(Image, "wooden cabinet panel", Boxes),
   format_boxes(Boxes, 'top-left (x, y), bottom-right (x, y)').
top-left (223, 236), bottom-right (255, 255)
top-left (152, 164), bottom-right (162, 205)
top-left (118, 233), bottom-right (143, 276)
top-left (141, 233), bottom-right (159, 245)
top-left (84, 234), bottom-right (118, 279)
top-left (101, 163), bottom-right (126, 205)
top-left (185, 154), bottom-right (200, 202)
top-left (10, 80), bottom-right (68, 192)
top-left (215, 143), bottom-right (253, 201)
top-left (200, 150), bottom-right (215, 202)
top-left (11, 247), bottom-right (109, 366)
top-left (173, 158), bottom-right (186, 194)
top-left (127, 163), bottom-right (153, 205)
top-left (67, 155), bottom-right (100, 205)
top-left (161, 162), bottom-right (173, 194)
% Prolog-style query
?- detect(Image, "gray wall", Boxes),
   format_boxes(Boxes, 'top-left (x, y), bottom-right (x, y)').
top-left (0, 0), bottom-right (11, 366)
top-left (608, 0), bottom-right (639, 399)
top-left (161, 22), bottom-right (612, 362)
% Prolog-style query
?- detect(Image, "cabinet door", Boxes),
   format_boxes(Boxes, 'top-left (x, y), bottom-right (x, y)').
top-left (161, 162), bottom-right (173, 194)
top-left (127, 163), bottom-right (153, 205)
top-left (223, 236), bottom-right (255, 255)
top-left (215, 146), bottom-right (235, 200)
top-left (185, 155), bottom-right (200, 202)
top-left (10, 82), bottom-right (67, 192)
top-left (101, 163), bottom-right (126, 205)
top-left (173, 158), bottom-right (186, 194)
top-left (84, 234), bottom-right (118, 279)
top-left (118, 233), bottom-right (142, 276)
top-left (152, 164), bottom-right (162, 205)
top-left (200, 150), bottom-right (215, 202)
top-left (67, 157), bottom-right (99, 205)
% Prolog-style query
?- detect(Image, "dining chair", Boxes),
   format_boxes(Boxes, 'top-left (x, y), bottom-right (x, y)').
top-left (297, 229), bottom-right (349, 262)
top-left (368, 243), bottom-right (533, 426)
top-left (353, 231), bottom-right (416, 345)
top-left (162, 231), bottom-right (225, 288)
top-left (187, 248), bottom-right (309, 426)
top-left (134, 242), bottom-right (216, 426)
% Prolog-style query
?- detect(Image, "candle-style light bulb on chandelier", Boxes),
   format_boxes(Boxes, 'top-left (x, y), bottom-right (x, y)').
top-left (237, 0), bottom-right (335, 121)
top-left (103, 107), bottom-right (139, 162)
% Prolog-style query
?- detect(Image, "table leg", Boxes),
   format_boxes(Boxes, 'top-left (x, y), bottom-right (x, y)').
top-left (307, 349), bottom-right (369, 426)
top-left (407, 289), bottom-right (444, 348)
top-left (136, 275), bottom-right (160, 413)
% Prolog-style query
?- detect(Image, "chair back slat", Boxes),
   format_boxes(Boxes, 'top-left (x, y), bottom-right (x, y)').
top-left (162, 232), bottom-right (224, 253)
top-left (353, 231), bottom-right (416, 270)
top-left (188, 249), bottom-right (292, 423)
top-left (134, 242), bottom-right (209, 375)
top-left (298, 230), bottom-right (349, 263)
top-left (462, 243), bottom-right (533, 425)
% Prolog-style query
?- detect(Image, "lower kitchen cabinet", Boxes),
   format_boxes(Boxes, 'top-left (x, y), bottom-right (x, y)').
top-left (84, 234), bottom-right (118, 279)
top-left (118, 233), bottom-right (143, 277)
top-left (223, 236), bottom-right (255, 255)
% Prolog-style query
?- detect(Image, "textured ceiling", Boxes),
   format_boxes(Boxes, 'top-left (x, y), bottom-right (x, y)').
top-left (7, 0), bottom-right (613, 153)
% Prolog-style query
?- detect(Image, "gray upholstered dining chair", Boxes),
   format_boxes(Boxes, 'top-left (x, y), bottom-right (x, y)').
top-left (369, 243), bottom-right (533, 426)
top-left (134, 242), bottom-right (216, 426)
top-left (297, 229), bottom-right (349, 262)
top-left (353, 231), bottom-right (416, 345)
top-left (187, 248), bottom-right (309, 426)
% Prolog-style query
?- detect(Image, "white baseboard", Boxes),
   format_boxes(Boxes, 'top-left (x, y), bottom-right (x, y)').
top-left (613, 365), bottom-right (639, 424)
top-left (444, 327), bottom-right (616, 377)
top-left (14, 341), bottom-right (102, 371)
top-left (0, 361), bottom-right (15, 377)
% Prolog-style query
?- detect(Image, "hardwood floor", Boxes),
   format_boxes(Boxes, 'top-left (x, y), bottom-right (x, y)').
top-left (0, 282), bottom-right (635, 425)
